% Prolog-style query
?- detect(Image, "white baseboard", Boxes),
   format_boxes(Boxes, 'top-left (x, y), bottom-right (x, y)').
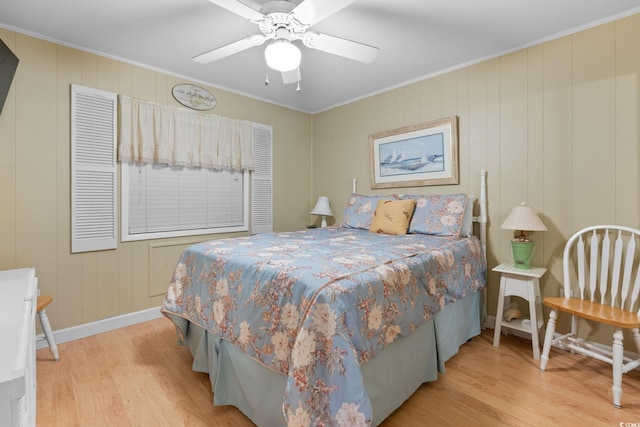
top-left (36, 306), bottom-right (164, 350)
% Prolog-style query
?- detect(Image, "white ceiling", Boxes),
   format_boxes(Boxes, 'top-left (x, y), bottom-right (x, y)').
top-left (1, 0), bottom-right (640, 113)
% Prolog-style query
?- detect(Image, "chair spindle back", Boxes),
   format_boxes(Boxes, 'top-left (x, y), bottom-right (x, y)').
top-left (563, 225), bottom-right (640, 315)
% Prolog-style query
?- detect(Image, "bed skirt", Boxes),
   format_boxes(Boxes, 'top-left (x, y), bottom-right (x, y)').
top-left (170, 291), bottom-right (483, 426)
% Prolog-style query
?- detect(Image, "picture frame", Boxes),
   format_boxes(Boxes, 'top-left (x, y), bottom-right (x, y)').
top-left (369, 116), bottom-right (459, 189)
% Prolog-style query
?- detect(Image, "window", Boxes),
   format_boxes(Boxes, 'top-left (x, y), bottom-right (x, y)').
top-left (121, 164), bottom-right (249, 241)
top-left (72, 85), bottom-right (273, 245)
top-left (121, 123), bottom-right (272, 241)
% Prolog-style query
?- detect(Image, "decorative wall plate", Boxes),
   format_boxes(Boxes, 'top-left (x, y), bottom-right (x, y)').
top-left (172, 84), bottom-right (216, 111)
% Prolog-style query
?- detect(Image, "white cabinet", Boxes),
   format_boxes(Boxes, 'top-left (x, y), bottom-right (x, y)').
top-left (0, 268), bottom-right (37, 427)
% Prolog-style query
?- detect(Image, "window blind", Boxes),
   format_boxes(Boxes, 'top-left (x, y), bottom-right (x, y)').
top-left (126, 165), bottom-right (245, 237)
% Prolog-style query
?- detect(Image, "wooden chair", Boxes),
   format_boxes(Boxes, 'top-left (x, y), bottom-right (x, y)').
top-left (37, 294), bottom-right (60, 361)
top-left (539, 225), bottom-right (640, 408)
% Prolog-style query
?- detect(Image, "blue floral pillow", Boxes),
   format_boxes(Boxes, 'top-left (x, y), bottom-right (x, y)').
top-left (341, 193), bottom-right (398, 230)
top-left (404, 193), bottom-right (469, 236)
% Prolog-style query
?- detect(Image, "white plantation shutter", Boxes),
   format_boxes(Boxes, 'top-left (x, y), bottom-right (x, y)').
top-left (71, 84), bottom-right (118, 253)
top-left (251, 123), bottom-right (273, 234)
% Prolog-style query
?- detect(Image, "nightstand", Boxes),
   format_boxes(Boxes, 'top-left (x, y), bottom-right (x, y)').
top-left (492, 262), bottom-right (547, 360)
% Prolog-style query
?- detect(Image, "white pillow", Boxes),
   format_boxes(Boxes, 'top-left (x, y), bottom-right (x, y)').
top-left (460, 196), bottom-right (475, 237)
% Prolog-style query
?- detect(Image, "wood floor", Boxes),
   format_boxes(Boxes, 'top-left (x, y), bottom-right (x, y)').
top-left (36, 318), bottom-right (640, 426)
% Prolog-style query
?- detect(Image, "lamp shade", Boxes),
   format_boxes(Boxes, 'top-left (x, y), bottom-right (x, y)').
top-left (310, 196), bottom-right (333, 228)
top-left (310, 196), bottom-right (333, 217)
top-left (500, 203), bottom-right (547, 233)
top-left (264, 40), bottom-right (301, 72)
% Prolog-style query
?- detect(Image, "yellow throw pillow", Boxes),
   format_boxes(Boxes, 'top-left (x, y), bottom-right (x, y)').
top-left (369, 199), bottom-right (416, 235)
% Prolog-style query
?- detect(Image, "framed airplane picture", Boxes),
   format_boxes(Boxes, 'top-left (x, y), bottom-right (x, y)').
top-left (369, 116), bottom-right (459, 189)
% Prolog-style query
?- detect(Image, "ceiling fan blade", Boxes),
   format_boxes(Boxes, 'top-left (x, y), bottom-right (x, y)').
top-left (292, 0), bottom-right (357, 26)
top-left (207, 0), bottom-right (265, 21)
top-left (193, 35), bottom-right (267, 64)
top-left (303, 32), bottom-right (378, 63)
top-left (281, 68), bottom-right (300, 84)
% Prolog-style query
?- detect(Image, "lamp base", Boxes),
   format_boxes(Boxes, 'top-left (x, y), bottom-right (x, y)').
top-left (320, 216), bottom-right (327, 228)
top-left (511, 240), bottom-right (535, 269)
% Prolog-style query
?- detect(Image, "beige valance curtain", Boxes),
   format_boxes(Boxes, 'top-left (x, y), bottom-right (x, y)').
top-left (118, 96), bottom-right (253, 171)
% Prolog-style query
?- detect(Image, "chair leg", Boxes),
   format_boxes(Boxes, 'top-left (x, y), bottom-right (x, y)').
top-left (632, 328), bottom-right (640, 354)
top-left (38, 309), bottom-right (60, 361)
top-left (540, 309), bottom-right (558, 371)
top-left (612, 328), bottom-right (623, 408)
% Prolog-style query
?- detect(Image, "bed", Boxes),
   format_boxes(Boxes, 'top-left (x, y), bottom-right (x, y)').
top-left (161, 171), bottom-right (488, 427)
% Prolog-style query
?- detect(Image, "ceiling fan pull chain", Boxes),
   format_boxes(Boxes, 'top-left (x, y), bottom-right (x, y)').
top-left (264, 64), bottom-right (269, 86)
top-left (296, 68), bottom-right (301, 93)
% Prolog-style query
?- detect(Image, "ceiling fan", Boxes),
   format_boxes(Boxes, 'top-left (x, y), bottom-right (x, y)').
top-left (193, 0), bottom-right (379, 85)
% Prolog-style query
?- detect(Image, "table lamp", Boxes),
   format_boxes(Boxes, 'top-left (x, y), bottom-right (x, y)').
top-left (310, 196), bottom-right (333, 228)
top-left (501, 202), bottom-right (547, 269)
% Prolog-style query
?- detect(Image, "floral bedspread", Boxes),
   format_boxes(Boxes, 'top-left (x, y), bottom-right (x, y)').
top-left (161, 227), bottom-right (486, 426)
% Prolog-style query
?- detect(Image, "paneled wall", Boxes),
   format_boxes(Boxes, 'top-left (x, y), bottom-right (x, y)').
top-left (0, 29), bottom-right (313, 330)
top-left (1, 14), bottom-right (639, 342)
top-left (313, 14), bottom-right (640, 334)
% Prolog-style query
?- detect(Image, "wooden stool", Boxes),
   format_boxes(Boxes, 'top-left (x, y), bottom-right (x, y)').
top-left (37, 295), bottom-right (60, 361)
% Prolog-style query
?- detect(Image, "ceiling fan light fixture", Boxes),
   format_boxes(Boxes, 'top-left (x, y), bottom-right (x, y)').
top-left (264, 40), bottom-right (301, 72)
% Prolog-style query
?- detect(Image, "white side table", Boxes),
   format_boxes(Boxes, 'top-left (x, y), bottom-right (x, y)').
top-left (492, 262), bottom-right (547, 360)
